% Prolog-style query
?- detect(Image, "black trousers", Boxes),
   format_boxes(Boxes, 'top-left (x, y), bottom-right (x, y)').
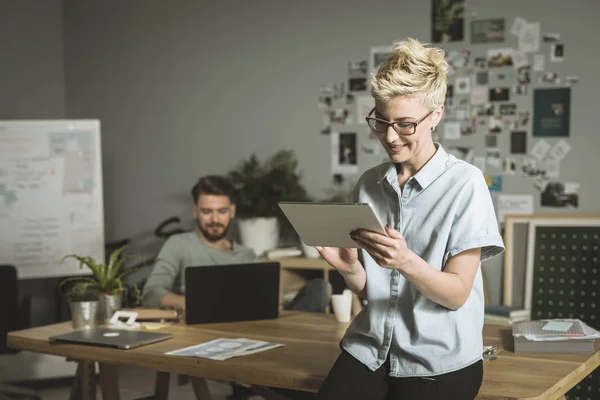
top-left (317, 351), bottom-right (483, 400)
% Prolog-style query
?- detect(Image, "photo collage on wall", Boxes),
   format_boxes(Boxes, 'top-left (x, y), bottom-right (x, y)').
top-left (430, 2), bottom-right (579, 216)
top-left (315, 1), bottom-right (578, 213)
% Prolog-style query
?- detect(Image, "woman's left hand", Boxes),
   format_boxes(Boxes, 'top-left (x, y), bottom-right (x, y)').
top-left (350, 225), bottom-right (415, 272)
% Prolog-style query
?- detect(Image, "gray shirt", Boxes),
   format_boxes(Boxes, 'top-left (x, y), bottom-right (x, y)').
top-left (141, 231), bottom-right (257, 307)
top-left (342, 143), bottom-right (504, 377)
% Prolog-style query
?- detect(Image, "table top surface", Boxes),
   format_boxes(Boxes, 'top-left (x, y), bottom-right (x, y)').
top-left (8, 312), bottom-right (600, 399)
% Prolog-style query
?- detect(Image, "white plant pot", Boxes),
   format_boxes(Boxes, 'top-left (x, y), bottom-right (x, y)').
top-left (238, 217), bottom-right (279, 257)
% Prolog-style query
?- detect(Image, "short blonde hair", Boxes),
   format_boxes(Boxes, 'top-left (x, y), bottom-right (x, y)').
top-left (370, 38), bottom-right (448, 109)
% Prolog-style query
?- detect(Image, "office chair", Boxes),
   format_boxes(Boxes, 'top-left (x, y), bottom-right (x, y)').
top-left (0, 265), bottom-right (41, 400)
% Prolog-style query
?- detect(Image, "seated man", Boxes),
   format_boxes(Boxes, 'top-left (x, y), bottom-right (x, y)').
top-left (142, 175), bottom-right (329, 400)
top-left (142, 174), bottom-right (331, 312)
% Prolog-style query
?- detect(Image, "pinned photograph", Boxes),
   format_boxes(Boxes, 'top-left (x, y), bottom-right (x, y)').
top-left (349, 77), bottom-right (367, 92)
top-left (532, 54), bottom-right (545, 72)
top-left (489, 87), bottom-right (510, 102)
top-left (519, 111), bottom-right (530, 126)
top-left (521, 157), bottom-right (545, 178)
top-left (355, 96), bottom-right (373, 125)
top-left (538, 72), bottom-right (561, 85)
top-left (517, 66), bottom-right (531, 84)
top-left (512, 85), bottom-right (528, 96)
top-left (518, 22), bottom-right (540, 53)
top-left (348, 60), bottom-right (368, 76)
top-left (370, 46), bottom-right (393, 76)
top-left (470, 18), bottom-right (505, 44)
top-left (565, 75), bottom-right (579, 85)
top-left (544, 159), bottom-right (560, 178)
top-left (471, 86), bottom-right (488, 105)
top-left (489, 116), bottom-right (503, 133)
top-left (512, 52), bottom-right (529, 70)
top-left (541, 181), bottom-right (579, 208)
top-left (541, 32), bottom-right (561, 42)
top-left (475, 71), bottom-right (489, 85)
top-left (503, 157), bottom-right (517, 175)
top-left (318, 84), bottom-right (334, 109)
top-left (455, 76), bottom-right (471, 94)
top-left (431, 0), bottom-right (465, 43)
top-left (329, 108), bottom-right (352, 125)
top-left (474, 57), bottom-right (487, 69)
top-left (533, 88), bottom-right (570, 137)
top-left (443, 121), bottom-right (461, 140)
top-left (477, 103), bottom-right (494, 116)
top-left (510, 131), bottom-right (527, 154)
top-left (548, 139), bottom-right (571, 162)
top-left (331, 132), bottom-right (358, 174)
top-left (485, 134), bottom-right (498, 148)
top-left (445, 49), bottom-right (472, 71)
top-left (550, 43), bottom-right (564, 62)
top-left (484, 175), bottom-right (503, 191)
top-left (487, 48), bottom-right (514, 67)
top-left (530, 139), bottom-right (552, 161)
top-left (500, 104), bottom-right (517, 116)
top-left (510, 17), bottom-right (527, 36)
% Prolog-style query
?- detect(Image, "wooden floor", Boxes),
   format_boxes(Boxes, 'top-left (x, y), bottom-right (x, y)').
top-left (4, 366), bottom-right (267, 400)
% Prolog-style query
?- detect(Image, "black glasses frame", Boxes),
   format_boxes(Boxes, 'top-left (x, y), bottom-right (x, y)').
top-left (365, 107), bottom-right (434, 136)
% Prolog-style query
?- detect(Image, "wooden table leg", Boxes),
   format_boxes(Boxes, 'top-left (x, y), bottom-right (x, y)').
top-left (69, 362), bottom-right (83, 400)
top-left (99, 363), bottom-right (120, 400)
top-left (190, 377), bottom-right (214, 400)
top-left (154, 371), bottom-right (170, 400)
top-left (69, 361), bottom-right (96, 400)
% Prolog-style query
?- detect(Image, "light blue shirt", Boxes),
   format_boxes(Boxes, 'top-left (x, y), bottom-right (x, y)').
top-left (342, 143), bottom-right (504, 377)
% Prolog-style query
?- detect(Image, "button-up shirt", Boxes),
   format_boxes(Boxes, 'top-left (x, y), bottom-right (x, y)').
top-left (342, 143), bottom-right (504, 377)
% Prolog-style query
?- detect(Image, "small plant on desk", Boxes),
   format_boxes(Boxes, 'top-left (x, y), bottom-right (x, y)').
top-left (59, 245), bottom-right (145, 322)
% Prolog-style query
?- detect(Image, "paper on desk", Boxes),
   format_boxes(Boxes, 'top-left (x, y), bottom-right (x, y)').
top-left (166, 338), bottom-right (284, 360)
top-left (520, 319), bottom-right (600, 341)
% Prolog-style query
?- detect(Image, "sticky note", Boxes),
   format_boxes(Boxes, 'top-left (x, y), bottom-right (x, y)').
top-left (542, 321), bottom-right (573, 332)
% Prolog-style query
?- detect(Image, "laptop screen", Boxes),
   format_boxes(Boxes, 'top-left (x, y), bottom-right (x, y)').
top-left (184, 262), bottom-right (280, 325)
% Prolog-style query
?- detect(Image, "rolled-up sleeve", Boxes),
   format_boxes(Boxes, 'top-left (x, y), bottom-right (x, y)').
top-left (446, 169), bottom-right (505, 263)
top-left (141, 238), bottom-right (181, 307)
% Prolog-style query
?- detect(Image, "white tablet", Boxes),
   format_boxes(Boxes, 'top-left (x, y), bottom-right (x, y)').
top-left (278, 202), bottom-right (387, 248)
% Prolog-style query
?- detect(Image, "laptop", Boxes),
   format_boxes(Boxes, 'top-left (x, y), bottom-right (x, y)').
top-left (49, 328), bottom-right (172, 349)
top-left (185, 262), bottom-right (281, 325)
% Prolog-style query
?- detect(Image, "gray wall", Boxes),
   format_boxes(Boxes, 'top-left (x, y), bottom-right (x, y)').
top-left (2, 0), bottom-right (599, 305)
top-left (0, 0), bottom-right (66, 118)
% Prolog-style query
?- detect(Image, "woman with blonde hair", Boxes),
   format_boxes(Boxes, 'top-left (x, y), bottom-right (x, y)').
top-left (316, 38), bottom-right (504, 399)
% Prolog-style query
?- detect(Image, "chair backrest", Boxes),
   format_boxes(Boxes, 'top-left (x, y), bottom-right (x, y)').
top-left (0, 265), bottom-right (19, 354)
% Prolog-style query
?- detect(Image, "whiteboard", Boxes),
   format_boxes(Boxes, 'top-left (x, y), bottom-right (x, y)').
top-left (0, 120), bottom-right (104, 279)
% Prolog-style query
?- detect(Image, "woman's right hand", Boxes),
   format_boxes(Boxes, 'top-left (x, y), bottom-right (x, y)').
top-left (315, 246), bottom-right (359, 276)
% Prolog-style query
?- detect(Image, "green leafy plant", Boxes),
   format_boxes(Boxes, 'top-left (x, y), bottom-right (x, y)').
top-left (228, 150), bottom-right (310, 219)
top-left (58, 245), bottom-right (143, 305)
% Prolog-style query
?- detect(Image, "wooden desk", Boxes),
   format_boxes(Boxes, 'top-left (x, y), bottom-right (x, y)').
top-left (7, 312), bottom-right (600, 400)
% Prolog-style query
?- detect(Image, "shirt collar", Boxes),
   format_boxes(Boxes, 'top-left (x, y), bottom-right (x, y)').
top-left (378, 143), bottom-right (449, 190)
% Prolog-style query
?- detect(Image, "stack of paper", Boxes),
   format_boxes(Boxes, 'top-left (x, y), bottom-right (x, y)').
top-left (512, 319), bottom-right (600, 354)
top-left (166, 338), bottom-right (284, 361)
top-left (484, 305), bottom-right (530, 326)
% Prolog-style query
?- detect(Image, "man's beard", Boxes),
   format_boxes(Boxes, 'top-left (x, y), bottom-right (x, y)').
top-left (197, 220), bottom-right (230, 242)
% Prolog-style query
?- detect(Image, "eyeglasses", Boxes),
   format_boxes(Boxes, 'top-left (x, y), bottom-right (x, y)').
top-left (366, 107), bottom-right (434, 136)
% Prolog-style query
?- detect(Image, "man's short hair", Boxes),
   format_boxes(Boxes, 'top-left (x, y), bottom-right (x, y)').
top-left (191, 175), bottom-right (235, 204)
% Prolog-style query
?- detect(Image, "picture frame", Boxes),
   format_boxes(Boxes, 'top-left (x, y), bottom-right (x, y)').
top-left (503, 214), bottom-right (600, 309)
top-left (524, 216), bottom-right (600, 313)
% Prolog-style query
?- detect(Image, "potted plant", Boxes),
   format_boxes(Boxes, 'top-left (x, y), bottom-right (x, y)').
top-left (59, 245), bottom-right (143, 325)
top-left (228, 150), bottom-right (310, 256)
